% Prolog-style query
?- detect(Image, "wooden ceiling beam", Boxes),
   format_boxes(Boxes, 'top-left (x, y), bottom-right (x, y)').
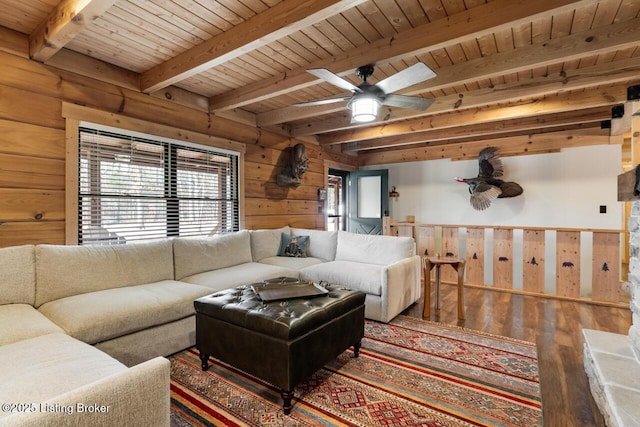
top-left (318, 85), bottom-right (629, 145)
top-left (29, 0), bottom-right (117, 62)
top-left (343, 107), bottom-right (611, 152)
top-left (370, 123), bottom-right (605, 155)
top-left (290, 18), bottom-right (640, 136)
top-left (358, 128), bottom-right (612, 166)
top-left (140, 0), bottom-right (367, 94)
top-left (281, 56), bottom-right (640, 132)
top-left (209, 0), bottom-right (597, 112)
top-left (399, 16), bottom-right (640, 97)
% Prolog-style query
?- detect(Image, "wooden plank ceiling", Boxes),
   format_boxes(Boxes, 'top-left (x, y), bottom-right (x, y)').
top-left (1, 0), bottom-right (639, 164)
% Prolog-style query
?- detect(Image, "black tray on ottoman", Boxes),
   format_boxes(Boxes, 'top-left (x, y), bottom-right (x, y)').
top-left (251, 278), bottom-right (328, 301)
top-left (194, 280), bottom-right (366, 414)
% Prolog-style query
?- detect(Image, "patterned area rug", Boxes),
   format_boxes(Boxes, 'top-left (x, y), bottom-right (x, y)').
top-left (170, 316), bottom-right (542, 426)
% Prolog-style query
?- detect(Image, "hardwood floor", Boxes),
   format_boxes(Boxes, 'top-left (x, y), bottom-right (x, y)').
top-left (401, 283), bottom-right (632, 427)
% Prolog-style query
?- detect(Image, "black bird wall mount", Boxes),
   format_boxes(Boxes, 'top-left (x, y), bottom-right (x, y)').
top-left (455, 147), bottom-right (523, 211)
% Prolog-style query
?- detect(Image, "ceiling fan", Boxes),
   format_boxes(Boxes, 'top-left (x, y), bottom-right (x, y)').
top-left (294, 62), bottom-right (436, 123)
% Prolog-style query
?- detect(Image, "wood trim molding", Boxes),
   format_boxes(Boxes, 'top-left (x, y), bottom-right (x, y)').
top-left (61, 102), bottom-right (246, 154)
top-left (64, 118), bottom-right (80, 245)
top-left (323, 159), bottom-right (358, 172)
top-left (62, 102), bottom-right (247, 240)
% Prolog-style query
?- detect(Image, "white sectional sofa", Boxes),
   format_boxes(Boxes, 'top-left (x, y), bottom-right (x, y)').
top-left (178, 227), bottom-right (421, 322)
top-left (174, 230), bottom-right (298, 291)
top-left (0, 227), bottom-right (420, 426)
top-left (298, 230), bottom-right (421, 323)
top-left (0, 244), bottom-right (171, 427)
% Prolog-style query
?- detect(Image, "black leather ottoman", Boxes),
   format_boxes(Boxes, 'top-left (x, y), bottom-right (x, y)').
top-left (194, 283), bottom-right (366, 414)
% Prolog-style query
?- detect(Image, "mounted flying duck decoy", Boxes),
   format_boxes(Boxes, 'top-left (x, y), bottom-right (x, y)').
top-left (455, 147), bottom-right (523, 211)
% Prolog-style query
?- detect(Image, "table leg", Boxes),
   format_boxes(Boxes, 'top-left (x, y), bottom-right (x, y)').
top-left (423, 260), bottom-right (431, 319)
top-left (434, 264), bottom-right (441, 313)
top-left (457, 263), bottom-right (465, 320)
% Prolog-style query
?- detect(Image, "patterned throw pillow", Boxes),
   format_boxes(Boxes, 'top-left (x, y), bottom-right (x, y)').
top-left (277, 233), bottom-right (309, 258)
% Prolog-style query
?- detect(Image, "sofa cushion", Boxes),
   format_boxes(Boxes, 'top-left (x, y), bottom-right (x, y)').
top-left (180, 262), bottom-right (298, 293)
top-left (0, 333), bottom-right (126, 417)
top-left (35, 240), bottom-right (174, 307)
top-left (335, 231), bottom-right (415, 265)
top-left (3, 357), bottom-right (170, 427)
top-left (250, 226), bottom-right (290, 261)
top-left (299, 260), bottom-right (383, 296)
top-left (0, 245), bottom-right (35, 305)
top-left (0, 304), bottom-right (64, 346)
top-left (173, 231), bottom-right (252, 280)
top-left (37, 280), bottom-right (213, 345)
top-left (291, 228), bottom-right (338, 261)
top-left (259, 256), bottom-right (325, 270)
top-left (278, 233), bottom-right (309, 257)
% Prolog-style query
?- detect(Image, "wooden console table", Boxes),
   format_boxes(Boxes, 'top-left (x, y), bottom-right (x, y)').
top-left (423, 256), bottom-right (466, 320)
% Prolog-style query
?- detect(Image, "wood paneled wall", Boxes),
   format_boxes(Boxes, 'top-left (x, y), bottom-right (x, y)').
top-left (0, 48), bottom-right (353, 247)
top-left (243, 143), bottom-right (326, 230)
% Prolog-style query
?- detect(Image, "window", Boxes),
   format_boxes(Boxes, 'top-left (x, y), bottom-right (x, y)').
top-left (78, 126), bottom-right (240, 245)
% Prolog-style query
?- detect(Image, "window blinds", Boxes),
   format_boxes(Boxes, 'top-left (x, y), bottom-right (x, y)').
top-left (78, 127), bottom-right (239, 245)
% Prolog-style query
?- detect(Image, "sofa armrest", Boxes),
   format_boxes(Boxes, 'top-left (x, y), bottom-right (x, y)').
top-left (5, 357), bottom-right (170, 427)
top-left (379, 255), bottom-right (422, 323)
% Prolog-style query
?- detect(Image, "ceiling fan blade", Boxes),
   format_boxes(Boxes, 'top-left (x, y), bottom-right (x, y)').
top-left (307, 68), bottom-right (362, 93)
top-left (382, 94), bottom-right (434, 111)
top-left (293, 96), bottom-right (351, 107)
top-left (376, 62), bottom-right (436, 94)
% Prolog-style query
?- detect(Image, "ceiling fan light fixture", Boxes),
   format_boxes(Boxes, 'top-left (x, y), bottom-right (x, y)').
top-left (300, 63), bottom-right (436, 120)
top-left (348, 94), bottom-right (381, 123)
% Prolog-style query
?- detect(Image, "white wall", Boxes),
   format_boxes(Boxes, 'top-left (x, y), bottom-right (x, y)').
top-left (363, 144), bottom-right (624, 295)
top-left (366, 145), bottom-right (622, 228)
